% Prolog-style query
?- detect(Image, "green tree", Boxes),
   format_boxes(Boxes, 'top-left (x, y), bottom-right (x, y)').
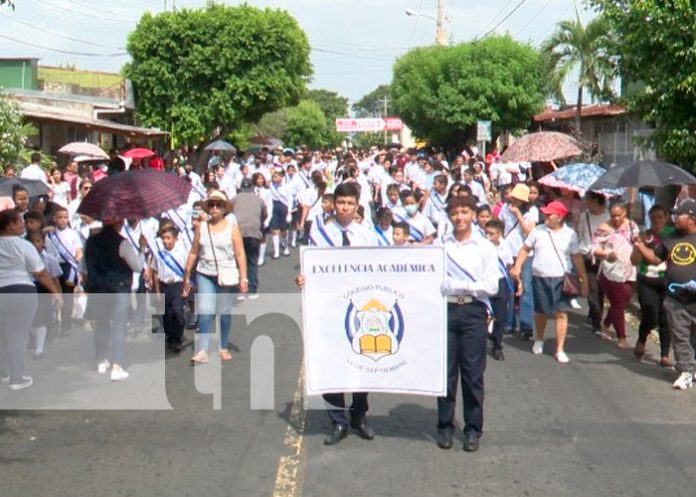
top-left (255, 108), bottom-right (291, 142)
top-left (0, 91), bottom-right (34, 171)
top-left (284, 100), bottom-right (329, 149)
top-left (587, 0), bottom-right (696, 170)
top-left (541, 12), bottom-right (617, 135)
top-left (306, 89), bottom-right (348, 147)
top-left (391, 35), bottom-right (545, 148)
top-left (352, 84), bottom-right (392, 118)
top-left (124, 3), bottom-right (312, 145)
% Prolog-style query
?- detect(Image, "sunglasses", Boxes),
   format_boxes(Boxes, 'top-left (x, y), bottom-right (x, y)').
top-left (208, 201), bottom-right (225, 209)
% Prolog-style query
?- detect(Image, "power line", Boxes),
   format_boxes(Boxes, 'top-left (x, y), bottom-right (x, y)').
top-left (0, 32), bottom-right (129, 57)
top-left (34, 0), bottom-right (137, 23)
top-left (479, 0), bottom-right (515, 35)
top-left (312, 46), bottom-right (396, 62)
top-left (0, 11), bottom-right (125, 49)
top-left (477, 0), bottom-right (528, 40)
top-left (14, 3), bottom-right (134, 25)
top-left (514, 0), bottom-right (554, 37)
top-left (63, 0), bottom-right (138, 19)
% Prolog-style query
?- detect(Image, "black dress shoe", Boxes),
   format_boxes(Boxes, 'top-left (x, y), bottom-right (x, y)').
top-left (463, 434), bottom-right (480, 452)
top-left (350, 417), bottom-right (375, 440)
top-left (436, 431), bottom-right (453, 449)
top-left (491, 348), bottom-right (505, 361)
top-left (324, 425), bottom-right (348, 445)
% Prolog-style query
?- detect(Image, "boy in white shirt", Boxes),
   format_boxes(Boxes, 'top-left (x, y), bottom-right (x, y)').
top-left (392, 222), bottom-right (411, 247)
top-left (153, 225), bottom-right (188, 353)
top-left (46, 206), bottom-right (83, 336)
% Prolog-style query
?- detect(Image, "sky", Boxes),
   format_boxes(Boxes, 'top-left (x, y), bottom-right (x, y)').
top-left (1, 0), bottom-right (596, 105)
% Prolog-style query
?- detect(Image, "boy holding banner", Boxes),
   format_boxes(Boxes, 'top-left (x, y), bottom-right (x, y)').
top-left (296, 182), bottom-right (379, 446)
top-left (436, 196), bottom-right (500, 452)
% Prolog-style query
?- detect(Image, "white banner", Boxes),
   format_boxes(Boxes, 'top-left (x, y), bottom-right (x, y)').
top-left (335, 117), bottom-right (404, 132)
top-left (301, 246), bottom-right (447, 396)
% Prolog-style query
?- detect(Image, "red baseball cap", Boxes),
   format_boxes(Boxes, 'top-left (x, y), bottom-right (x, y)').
top-left (540, 201), bottom-right (568, 218)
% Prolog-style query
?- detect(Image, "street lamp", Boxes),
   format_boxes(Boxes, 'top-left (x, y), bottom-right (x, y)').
top-left (405, 1), bottom-right (447, 46)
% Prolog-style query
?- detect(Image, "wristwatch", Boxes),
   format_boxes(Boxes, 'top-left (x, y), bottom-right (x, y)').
top-left (241, 278), bottom-right (249, 283)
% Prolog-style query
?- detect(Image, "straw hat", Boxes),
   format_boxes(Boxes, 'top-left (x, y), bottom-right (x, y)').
top-left (202, 190), bottom-right (234, 214)
top-left (509, 183), bottom-right (530, 203)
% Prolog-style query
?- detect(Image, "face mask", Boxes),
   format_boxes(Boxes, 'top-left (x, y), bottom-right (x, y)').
top-left (405, 204), bottom-right (418, 217)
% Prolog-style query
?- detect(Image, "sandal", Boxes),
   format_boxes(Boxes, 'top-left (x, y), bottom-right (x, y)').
top-left (617, 339), bottom-right (631, 350)
top-left (599, 325), bottom-right (613, 341)
top-left (218, 349), bottom-right (232, 361)
top-left (190, 350), bottom-right (209, 365)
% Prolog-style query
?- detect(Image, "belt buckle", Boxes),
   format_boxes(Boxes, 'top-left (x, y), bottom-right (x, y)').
top-left (457, 296), bottom-right (467, 305)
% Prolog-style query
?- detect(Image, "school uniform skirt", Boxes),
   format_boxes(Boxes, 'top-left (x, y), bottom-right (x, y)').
top-left (269, 200), bottom-right (289, 231)
top-left (532, 276), bottom-right (570, 315)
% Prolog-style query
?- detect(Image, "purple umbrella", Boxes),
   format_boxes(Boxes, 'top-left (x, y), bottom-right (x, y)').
top-left (77, 169), bottom-right (191, 220)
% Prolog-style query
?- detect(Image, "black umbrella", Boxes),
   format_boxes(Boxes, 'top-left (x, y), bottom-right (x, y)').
top-left (0, 177), bottom-right (50, 197)
top-left (203, 140), bottom-right (237, 153)
top-left (587, 160), bottom-right (696, 190)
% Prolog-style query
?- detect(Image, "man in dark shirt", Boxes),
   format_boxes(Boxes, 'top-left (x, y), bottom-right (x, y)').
top-left (634, 199), bottom-right (696, 390)
top-left (231, 178), bottom-right (267, 298)
top-left (107, 149), bottom-right (126, 176)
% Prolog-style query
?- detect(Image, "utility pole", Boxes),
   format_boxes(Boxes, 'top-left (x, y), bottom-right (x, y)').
top-left (380, 96), bottom-right (389, 145)
top-left (436, 0), bottom-right (446, 46)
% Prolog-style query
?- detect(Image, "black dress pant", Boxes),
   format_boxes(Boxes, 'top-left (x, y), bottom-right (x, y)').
top-left (160, 281), bottom-right (185, 346)
top-left (323, 392), bottom-right (369, 429)
top-left (637, 276), bottom-right (671, 357)
top-left (490, 278), bottom-right (511, 350)
top-left (438, 301), bottom-right (488, 438)
top-left (584, 258), bottom-right (604, 331)
top-left (58, 262), bottom-right (75, 333)
top-left (243, 237), bottom-right (260, 294)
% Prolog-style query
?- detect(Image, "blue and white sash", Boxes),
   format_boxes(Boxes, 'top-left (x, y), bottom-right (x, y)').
top-left (168, 208), bottom-right (193, 245)
top-left (48, 231), bottom-right (79, 285)
top-left (393, 212), bottom-right (425, 242)
top-left (156, 241), bottom-right (185, 280)
top-left (299, 171), bottom-right (312, 188)
top-left (374, 226), bottom-right (392, 246)
top-left (271, 183), bottom-right (288, 206)
top-left (498, 257), bottom-right (515, 293)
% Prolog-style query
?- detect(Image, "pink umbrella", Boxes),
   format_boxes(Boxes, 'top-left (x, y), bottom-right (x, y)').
top-left (122, 147), bottom-right (155, 160)
top-left (58, 142), bottom-right (108, 159)
top-left (501, 131), bottom-right (584, 163)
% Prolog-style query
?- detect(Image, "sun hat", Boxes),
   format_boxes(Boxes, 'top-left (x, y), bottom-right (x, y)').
top-left (202, 190), bottom-right (233, 214)
top-left (509, 183), bottom-right (530, 203)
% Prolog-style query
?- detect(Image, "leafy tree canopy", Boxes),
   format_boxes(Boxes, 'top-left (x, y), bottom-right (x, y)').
top-left (305, 89), bottom-right (348, 147)
top-left (587, 0), bottom-right (696, 170)
top-left (124, 3), bottom-right (312, 145)
top-left (0, 91), bottom-right (35, 170)
top-left (391, 36), bottom-right (545, 148)
top-left (283, 100), bottom-right (329, 149)
top-left (352, 84), bottom-right (392, 118)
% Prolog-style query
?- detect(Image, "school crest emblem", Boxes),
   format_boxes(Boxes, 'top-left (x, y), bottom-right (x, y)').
top-left (344, 298), bottom-right (404, 361)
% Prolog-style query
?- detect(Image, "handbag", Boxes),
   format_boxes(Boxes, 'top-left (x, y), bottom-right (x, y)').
top-left (207, 222), bottom-right (239, 287)
top-left (547, 230), bottom-right (582, 297)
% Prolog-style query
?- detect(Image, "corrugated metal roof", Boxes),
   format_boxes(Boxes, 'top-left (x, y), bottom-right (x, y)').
top-left (534, 104), bottom-right (627, 123)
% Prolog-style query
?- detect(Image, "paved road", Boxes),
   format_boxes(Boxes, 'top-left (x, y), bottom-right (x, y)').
top-left (2, 250), bottom-right (696, 497)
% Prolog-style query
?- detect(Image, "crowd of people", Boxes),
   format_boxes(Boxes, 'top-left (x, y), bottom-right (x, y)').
top-left (1, 144), bottom-right (695, 439)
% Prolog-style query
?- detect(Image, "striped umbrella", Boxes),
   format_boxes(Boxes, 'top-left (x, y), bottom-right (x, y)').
top-left (501, 131), bottom-right (584, 163)
top-left (77, 169), bottom-right (191, 220)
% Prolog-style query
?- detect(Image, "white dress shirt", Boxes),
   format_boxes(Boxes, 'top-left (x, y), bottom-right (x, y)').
top-left (308, 219), bottom-right (378, 248)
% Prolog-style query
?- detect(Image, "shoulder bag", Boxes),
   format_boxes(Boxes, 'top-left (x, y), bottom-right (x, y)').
top-left (548, 230), bottom-right (582, 297)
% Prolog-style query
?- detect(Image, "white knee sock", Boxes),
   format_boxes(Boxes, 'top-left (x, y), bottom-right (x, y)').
top-left (283, 234), bottom-right (289, 252)
top-left (34, 326), bottom-right (47, 354)
top-left (290, 230), bottom-right (297, 247)
top-left (259, 242), bottom-right (266, 263)
top-left (272, 235), bottom-right (280, 256)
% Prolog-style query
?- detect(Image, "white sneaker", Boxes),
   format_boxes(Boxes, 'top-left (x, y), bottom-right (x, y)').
top-left (247, 293), bottom-right (259, 300)
top-left (97, 359), bottom-right (111, 374)
top-left (283, 248), bottom-right (290, 256)
top-left (110, 365), bottom-right (129, 382)
top-left (258, 258), bottom-right (265, 266)
top-left (555, 351), bottom-right (570, 364)
top-left (672, 372), bottom-right (693, 390)
top-left (9, 376), bottom-right (33, 391)
top-left (570, 298), bottom-right (582, 310)
top-left (236, 295), bottom-right (247, 302)
top-left (532, 340), bottom-right (545, 355)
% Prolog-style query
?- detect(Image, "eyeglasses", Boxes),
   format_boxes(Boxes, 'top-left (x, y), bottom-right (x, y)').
top-left (208, 201), bottom-right (225, 209)
top-left (82, 186), bottom-right (92, 191)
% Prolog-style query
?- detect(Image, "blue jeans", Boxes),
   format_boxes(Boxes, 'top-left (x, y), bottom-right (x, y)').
top-left (196, 273), bottom-right (237, 352)
top-left (507, 256), bottom-right (534, 333)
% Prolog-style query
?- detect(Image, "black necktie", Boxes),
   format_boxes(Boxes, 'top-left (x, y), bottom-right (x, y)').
top-left (342, 230), bottom-right (350, 247)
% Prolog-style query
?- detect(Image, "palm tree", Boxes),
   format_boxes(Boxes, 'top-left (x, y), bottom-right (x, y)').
top-left (542, 12), bottom-right (617, 136)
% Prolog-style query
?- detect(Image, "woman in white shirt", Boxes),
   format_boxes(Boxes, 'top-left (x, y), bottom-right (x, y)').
top-left (0, 209), bottom-right (62, 390)
top-left (49, 167), bottom-right (72, 208)
top-left (511, 201), bottom-right (588, 364)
